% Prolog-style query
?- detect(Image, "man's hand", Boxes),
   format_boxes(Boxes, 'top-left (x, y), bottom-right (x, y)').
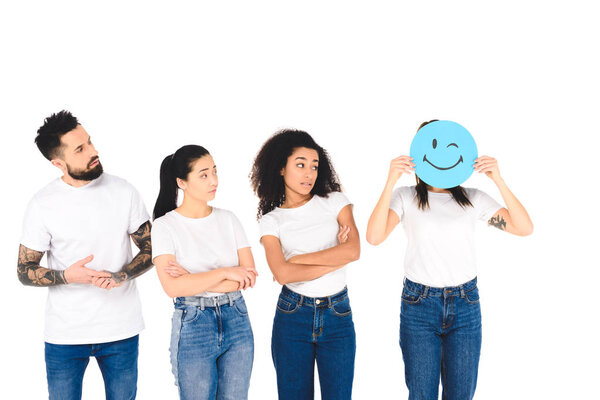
top-left (63, 255), bottom-right (111, 284)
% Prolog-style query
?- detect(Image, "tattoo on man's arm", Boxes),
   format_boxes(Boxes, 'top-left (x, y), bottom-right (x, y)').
top-left (488, 215), bottom-right (507, 231)
top-left (17, 244), bottom-right (67, 286)
top-left (110, 221), bottom-right (153, 284)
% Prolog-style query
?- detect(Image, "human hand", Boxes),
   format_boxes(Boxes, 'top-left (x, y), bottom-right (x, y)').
top-left (166, 260), bottom-right (190, 278)
top-left (223, 266), bottom-right (258, 290)
top-left (337, 225), bottom-right (350, 244)
top-left (64, 255), bottom-right (111, 284)
top-left (387, 156), bottom-right (414, 184)
top-left (474, 156), bottom-right (502, 182)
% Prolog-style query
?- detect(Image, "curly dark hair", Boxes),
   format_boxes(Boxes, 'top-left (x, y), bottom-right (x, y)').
top-left (250, 129), bottom-right (342, 219)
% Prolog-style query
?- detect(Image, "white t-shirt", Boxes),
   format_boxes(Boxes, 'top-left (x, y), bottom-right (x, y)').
top-left (258, 192), bottom-right (351, 297)
top-left (389, 186), bottom-right (502, 287)
top-left (20, 173), bottom-right (149, 345)
top-left (151, 208), bottom-right (250, 297)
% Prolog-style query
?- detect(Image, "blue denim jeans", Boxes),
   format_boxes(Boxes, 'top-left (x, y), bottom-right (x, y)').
top-left (170, 292), bottom-right (254, 400)
top-left (45, 334), bottom-right (139, 400)
top-left (400, 277), bottom-right (482, 400)
top-left (272, 286), bottom-right (356, 400)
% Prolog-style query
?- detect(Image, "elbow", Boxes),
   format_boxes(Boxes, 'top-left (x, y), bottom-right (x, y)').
top-left (366, 233), bottom-right (383, 246)
top-left (349, 246), bottom-right (361, 262)
top-left (517, 224), bottom-right (534, 237)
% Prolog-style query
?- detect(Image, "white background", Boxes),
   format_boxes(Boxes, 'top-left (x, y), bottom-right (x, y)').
top-left (1, 1), bottom-right (598, 398)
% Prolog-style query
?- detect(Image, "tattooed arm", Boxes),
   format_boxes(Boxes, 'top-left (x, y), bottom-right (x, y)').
top-left (475, 156), bottom-right (533, 236)
top-left (18, 245), bottom-right (110, 286)
top-left (94, 221), bottom-right (153, 289)
top-left (17, 245), bottom-right (65, 286)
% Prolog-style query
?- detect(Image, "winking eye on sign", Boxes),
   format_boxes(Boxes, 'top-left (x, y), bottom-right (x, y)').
top-left (409, 120), bottom-right (478, 189)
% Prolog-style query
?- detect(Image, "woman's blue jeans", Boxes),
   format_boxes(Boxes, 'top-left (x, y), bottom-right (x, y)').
top-left (170, 292), bottom-right (254, 400)
top-left (400, 277), bottom-right (482, 400)
top-left (271, 286), bottom-right (356, 400)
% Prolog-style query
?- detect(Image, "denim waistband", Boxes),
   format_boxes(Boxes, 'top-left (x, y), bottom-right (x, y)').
top-left (175, 291), bottom-right (242, 310)
top-left (280, 285), bottom-right (348, 307)
top-left (403, 277), bottom-right (477, 298)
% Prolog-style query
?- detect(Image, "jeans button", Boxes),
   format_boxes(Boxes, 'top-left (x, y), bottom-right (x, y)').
top-left (315, 299), bottom-right (321, 305)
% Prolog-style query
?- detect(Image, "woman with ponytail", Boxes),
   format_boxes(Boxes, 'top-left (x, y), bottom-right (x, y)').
top-left (366, 121), bottom-right (533, 399)
top-left (151, 145), bottom-right (257, 400)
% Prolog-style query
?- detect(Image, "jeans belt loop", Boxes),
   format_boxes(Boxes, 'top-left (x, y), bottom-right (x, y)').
top-left (228, 293), bottom-right (234, 307)
top-left (299, 294), bottom-right (304, 306)
top-left (423, 286), bottom-right (429, 298)
top-left (200, 297), bottom-right (205, 311)
top-left (327, 295), bottom-right (332, 307)
top-left (459, 285), bottom-right (466, 298)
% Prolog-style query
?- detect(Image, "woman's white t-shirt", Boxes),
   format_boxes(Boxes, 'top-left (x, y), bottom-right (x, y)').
top-left (390, 186), bottom-right (502, 287)
top-left (258, 192), bottom-right (351, 297)
top-left (151, 208), bottom-right (250, 297)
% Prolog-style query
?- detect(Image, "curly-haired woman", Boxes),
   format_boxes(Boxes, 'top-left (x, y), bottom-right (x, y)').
top-left (250, 129), bottom-right (360, 400)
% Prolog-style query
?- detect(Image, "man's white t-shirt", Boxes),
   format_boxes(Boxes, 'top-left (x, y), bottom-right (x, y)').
top-left (258, 192), bottom-right (351, 297)
top-left (20, 173), bottom-right (149, 345)
top-left (151, 208), bottom-right (250, 297)
top-left (390, 186), bottom-right (502, 287)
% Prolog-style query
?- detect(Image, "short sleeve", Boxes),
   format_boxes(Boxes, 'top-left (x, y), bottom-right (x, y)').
top-left (473, 189), bottom-right (503, 222)
top-left (389, 187), bottom-right (405, 220)
top-left (327, 192), bottom-right (351, 217)
top-left (258, 213), bottom-right (279, 239)
top-left (128, 185), bottom-right (150, 234)
top-left (20, 197), bottom-right (51, 252)
top-left (151, 219), bottom-right (175, 260)
top-left (229, 212), bottom-right (250, 249)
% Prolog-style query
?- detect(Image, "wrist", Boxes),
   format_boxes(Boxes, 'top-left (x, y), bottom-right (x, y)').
top-left (61, 270), bottom-right (69, 284)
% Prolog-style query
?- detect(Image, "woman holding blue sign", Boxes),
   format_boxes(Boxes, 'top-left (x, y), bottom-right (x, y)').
top-left (366, 120), bottom-right (533, 400)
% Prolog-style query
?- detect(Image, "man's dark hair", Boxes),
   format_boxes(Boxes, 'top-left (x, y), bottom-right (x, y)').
top-left (35, 110), bottom-right (79, 160)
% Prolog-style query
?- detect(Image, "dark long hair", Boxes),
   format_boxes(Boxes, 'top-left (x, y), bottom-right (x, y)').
top-left (153, 145), bottom-right (210, 220)
top-left (250, 129), bottom-right (341, 219)
top-left (415, 120), bottom-right (473, 210)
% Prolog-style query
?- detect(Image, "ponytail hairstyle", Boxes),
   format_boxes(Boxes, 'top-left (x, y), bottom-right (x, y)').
top-left (153, 145), bottom-right (210, 220)
top-left (414, 120), bottom-right (473, 210)
top-left (250, 129), bottom-right (341, 219)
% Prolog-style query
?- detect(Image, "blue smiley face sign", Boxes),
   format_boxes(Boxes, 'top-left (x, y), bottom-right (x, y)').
top-left (409, 120), bottom-right (477, 189)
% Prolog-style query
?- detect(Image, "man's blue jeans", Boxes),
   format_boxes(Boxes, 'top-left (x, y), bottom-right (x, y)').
top-left (400, 277), bottom-right (482, 400)
top-left (170, 292), bottom-right (254, 400)
top-left (272, 286), bottom-right (356, 400)
top-left (45, 334), bottom-right (139, 400)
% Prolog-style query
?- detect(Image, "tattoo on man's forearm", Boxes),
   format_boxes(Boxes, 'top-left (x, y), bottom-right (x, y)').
top-left (17, 244), bottom-right (67, 286)
top-left (114, 221), bottom-right (153, 283)
top-left (488, 215), bottom-right (507, 231)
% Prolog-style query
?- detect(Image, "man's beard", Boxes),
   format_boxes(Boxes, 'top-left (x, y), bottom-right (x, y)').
top-left (67, 157), bottom-right (104, 181)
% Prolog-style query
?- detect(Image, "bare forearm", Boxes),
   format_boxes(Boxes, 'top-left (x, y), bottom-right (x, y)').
top-left (289, 243), bottom-right (359, 266)
top-left (110, 249), bottom-right (152, 284)
top-left (367, 179), bottom-right (396, 245)
top-left (17, 244), bottom-right (66, 287)
top-left (207, 280), bottom-right (243, 293)
top-left (275, 262), bottom-right (345, 285)
top-left (18, 264), bottom-right (66, 286)
top-left (494, 178), bottom-right (533, 234)
top-left (163, 269), bottom-right (227, 297)
top-left (111, 221), bottom-right (153, 284)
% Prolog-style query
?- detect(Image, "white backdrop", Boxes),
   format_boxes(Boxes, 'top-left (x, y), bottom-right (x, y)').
top-left (1, 1), bottom-right (598, 398)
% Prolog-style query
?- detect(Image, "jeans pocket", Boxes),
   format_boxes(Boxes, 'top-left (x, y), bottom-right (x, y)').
top-left (330, 296), bottom-right (352, 317)
top-left (179, 305), bottom-right (200, 324)
top-left (234, 297), bottom-right (249, 316)
top-left (276, 295), bottom-right (299, 314)
top-left (401, 287), bottom-right (422, 305)
top-left (464, 287), bottom-right (480, 304)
